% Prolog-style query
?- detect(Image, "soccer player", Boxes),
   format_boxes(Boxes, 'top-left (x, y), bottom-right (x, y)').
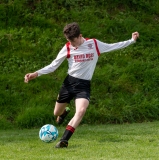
top-left (24, 22), bottom-right (139, 148)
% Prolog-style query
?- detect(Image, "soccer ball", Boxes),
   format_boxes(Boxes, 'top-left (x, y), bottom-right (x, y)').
top-left (39, 124), bottom-right (58, 143)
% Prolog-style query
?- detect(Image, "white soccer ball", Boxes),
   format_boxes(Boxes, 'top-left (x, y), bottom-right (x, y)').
top-left (39, 124), bottom-right (58, 143)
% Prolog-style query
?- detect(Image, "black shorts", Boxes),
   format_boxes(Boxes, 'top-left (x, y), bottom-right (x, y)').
top-left (56, 75), bottom-right (91, 103)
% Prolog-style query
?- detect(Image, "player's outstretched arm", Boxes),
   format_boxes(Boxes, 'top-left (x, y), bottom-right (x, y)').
top-left (24, 72), bottom-right (38, 83)
top-left (132, 32), bottom-right (139, 41)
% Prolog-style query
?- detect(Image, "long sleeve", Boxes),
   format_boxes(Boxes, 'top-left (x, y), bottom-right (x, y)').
top-left (36, 45), bottom-right (67, 76)
top-left (97, 38), bottom-right (136, 54)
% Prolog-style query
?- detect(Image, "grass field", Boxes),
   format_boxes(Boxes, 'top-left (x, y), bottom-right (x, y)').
top-left (1, 121), bottom-right (159, 160)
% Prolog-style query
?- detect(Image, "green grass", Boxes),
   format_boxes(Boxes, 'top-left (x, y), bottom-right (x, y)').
top-left (1, 121), bottom-right (159, 160)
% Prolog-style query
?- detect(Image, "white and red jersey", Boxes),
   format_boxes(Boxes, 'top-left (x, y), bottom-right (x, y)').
top-left (37, 38), bottom-right (135, 80)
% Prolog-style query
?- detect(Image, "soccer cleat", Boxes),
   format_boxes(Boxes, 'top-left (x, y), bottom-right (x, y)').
top-left (55, 140), bottom-right (68, 148)
top-left (56, 107), bottom-right (70, 124)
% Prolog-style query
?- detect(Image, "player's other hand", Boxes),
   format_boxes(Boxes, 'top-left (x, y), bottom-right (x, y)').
top-left (132, 32), bottom-right (139, 41)
top-left (24, 72), bottom-right (38, 83)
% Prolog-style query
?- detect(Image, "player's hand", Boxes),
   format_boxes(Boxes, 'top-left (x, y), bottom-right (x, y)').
top-left (132, 32), bottom-right (139, 41)
top-left (24, 72), bottom-right (38, 83)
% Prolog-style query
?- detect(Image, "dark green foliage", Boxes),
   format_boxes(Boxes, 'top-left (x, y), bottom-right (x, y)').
top-left (0, 0), bottom-right (159, 128)
top-left (15, 105), bottom-right (55, 128)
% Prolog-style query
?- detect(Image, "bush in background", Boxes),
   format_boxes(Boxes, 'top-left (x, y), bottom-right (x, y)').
top-left (0, 0), bottom-right (159, 128)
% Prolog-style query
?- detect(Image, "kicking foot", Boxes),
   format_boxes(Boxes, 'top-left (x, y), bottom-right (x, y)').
top-left (55, 140), bottom-right (68, 148)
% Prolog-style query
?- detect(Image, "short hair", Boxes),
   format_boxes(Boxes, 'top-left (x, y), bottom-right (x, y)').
top-left (63, 22), bottom-right (80, 41)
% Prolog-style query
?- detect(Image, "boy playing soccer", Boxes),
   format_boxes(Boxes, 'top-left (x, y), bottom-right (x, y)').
top-left (24, 22), bottom-right (139, 148)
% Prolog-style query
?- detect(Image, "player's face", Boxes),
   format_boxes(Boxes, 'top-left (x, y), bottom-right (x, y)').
top-left (67, 34), bottom-right (82, 48)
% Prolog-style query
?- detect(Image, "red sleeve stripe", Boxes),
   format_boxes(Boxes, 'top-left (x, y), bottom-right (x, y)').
top-left (66, 125), bottom-right (75, 133)
top-left (66, 42), bottom-right (70, 58)
top-left (93, 39), bottom-right (100, 56)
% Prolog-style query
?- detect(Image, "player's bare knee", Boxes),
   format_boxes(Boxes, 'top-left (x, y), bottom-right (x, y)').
top-left (53, 110), bottom-right (58, 116)
top-left (54, 110), bottom-right (60, 116)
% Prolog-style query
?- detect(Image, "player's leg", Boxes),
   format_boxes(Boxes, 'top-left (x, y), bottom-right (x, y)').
top-left (55, 98), bottom-right (89, 148)
top-left (54, 102), bottom-right (67, 116)
top-left (54, 102), bottom-right (70, 124)
top-left (55, 75), bottom-right (90, 148)
top-left (68, 98), bottom-right (89, 128)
